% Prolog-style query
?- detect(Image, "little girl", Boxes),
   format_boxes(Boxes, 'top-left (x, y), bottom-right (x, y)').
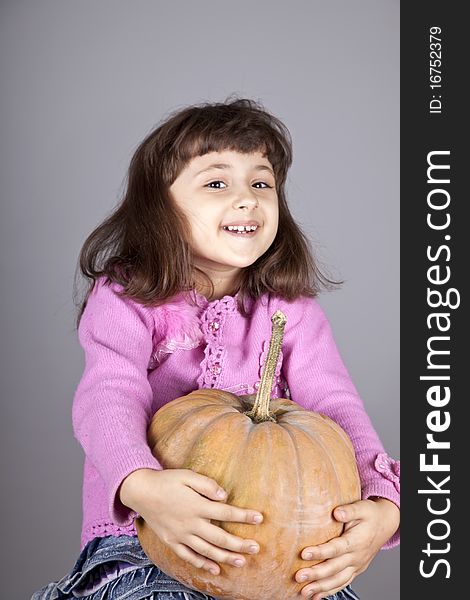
top-left (32, 97), bottom-right (400, 600)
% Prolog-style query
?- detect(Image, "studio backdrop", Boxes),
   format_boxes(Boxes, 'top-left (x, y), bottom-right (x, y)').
top-left (0, 1), bottom-right (399, 598)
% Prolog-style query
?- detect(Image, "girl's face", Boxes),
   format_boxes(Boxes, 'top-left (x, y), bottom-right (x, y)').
top-left (169, 149), bottom-right (279, 295)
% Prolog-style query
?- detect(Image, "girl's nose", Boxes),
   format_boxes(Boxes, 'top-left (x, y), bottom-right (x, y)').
top-left (232, 187), bottom-right (259, 209)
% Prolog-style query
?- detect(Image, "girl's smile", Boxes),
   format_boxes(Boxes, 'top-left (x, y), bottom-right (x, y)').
top-left (221, 221), bottom-right (260, 237)
top-left (169, 149), bottom-right (279, 297)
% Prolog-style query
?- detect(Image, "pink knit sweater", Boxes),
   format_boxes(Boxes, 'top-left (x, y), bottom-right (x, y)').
top-left (72, 277), bottom-right (400, 551)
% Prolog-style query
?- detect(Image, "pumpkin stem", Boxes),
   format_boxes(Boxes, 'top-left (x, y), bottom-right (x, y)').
top-left (244, 310), bottom-right (287, 423)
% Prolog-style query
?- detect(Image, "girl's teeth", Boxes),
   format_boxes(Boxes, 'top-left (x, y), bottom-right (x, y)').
top-left (224, 225), bottom-right (258, 232)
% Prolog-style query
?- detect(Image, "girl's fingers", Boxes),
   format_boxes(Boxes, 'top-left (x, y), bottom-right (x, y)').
top-left (296, 555), bottom-right (351, 584)
top-left (333, 502), bottom-right (362, 522)
top-left (195, 521), bottom-right (260, 556)
top-left (185, 533), bottom-right (250, 569)
top-left (172, 542), bottom-right (220, 575)
top-left (301, 534), bottom-right (352, 561)
top-left (184, 471), bottom-right (229, 503)
top-left (300, 568), bottom-right (355, 599)
top-left (201, 499), bottom-right (263, 527)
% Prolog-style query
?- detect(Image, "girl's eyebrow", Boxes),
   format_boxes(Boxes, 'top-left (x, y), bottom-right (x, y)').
top-left (194, 163), bottom-right (275, 177)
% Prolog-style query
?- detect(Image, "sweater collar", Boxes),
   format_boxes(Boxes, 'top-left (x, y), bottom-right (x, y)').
top-left (190, 288), bottom-right (241, 309)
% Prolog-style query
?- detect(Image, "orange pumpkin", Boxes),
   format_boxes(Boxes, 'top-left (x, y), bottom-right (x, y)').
top-left (136, 310), bottom-right (361, 600)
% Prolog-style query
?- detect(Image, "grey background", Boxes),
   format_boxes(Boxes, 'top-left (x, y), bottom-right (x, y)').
top-left (0, 1), bottom-right (399, 598)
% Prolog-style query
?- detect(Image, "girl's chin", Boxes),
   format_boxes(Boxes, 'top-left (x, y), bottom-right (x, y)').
top-left (224, 258), bottom-right (259, 269)
top-left (196, 253), bottom-right (262, 270)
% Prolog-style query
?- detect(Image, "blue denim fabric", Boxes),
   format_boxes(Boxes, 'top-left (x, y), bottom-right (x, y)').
top-left (30, 535), bottom-right (360, 600)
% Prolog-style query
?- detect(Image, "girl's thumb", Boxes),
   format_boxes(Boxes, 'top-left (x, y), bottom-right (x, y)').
top-left (187, 471), bottom-right (227, 501)
top-left (333, 506), bottom-right (348, 521)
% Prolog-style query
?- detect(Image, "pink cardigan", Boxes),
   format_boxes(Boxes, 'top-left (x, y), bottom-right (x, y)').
top-left (72, 278), bottom-right (400, 550)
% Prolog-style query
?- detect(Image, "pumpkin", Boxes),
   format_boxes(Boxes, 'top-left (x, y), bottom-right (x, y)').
top-left (136, 310), bottom-right (361, 600)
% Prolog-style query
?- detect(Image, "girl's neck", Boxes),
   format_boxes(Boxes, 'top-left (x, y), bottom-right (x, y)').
top-left (194, 270), bottom-right (241, 301)
top-left (195, 281), bottom-right (239, 301)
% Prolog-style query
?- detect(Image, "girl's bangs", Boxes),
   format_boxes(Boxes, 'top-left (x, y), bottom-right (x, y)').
top-left (166, 126), bottom-right (283, 184)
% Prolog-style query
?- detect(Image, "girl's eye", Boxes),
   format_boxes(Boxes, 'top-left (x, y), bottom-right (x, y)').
top-left (206, 181), bottom-right (227, 189)
top-left (253, 181), bottom-right (272, 189)
top-left (205, 181), bottom-right (273, 189)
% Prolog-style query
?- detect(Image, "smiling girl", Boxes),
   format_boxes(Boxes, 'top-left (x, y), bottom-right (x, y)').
top-left (168, 149), bottom-right (279, 299)
top-left (32, 97), bottom-right (399, 600)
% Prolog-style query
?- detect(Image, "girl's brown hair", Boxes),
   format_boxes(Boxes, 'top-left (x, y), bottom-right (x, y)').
top-left (74, 95), bottom-right (341, 326)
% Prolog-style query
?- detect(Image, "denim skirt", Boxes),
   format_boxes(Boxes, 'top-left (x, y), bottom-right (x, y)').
top-left (30, 534), bottom-right (360, 600)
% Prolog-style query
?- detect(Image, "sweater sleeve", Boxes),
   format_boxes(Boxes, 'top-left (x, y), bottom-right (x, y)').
top-left (281, 296), bottom-right (400, 548)
top-left (72, 278), bottom-right (163, 525)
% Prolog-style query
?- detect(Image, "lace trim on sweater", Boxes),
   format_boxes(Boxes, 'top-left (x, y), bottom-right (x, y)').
top-left (146, 290), bottom-right (292, 398)
top-left (82, 520), bottom-right (137, 547)
top-left (374, 453), bottom-right (400, 493)
top-left (258, 339), bottom-right (289, 398)
top-left (197, 294), bottom-right (239, 389)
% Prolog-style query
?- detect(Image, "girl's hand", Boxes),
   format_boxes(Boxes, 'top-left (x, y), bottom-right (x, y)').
top-left (119, 468), bottom-right (263, 575)
top-left (295, 498), bottom-right (400, 600)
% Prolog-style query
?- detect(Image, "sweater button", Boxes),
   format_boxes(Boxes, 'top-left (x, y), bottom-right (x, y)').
top-left (211, 364), bottom-right (222, 375)
top-left (208, 320), bottom-right (220, 332)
